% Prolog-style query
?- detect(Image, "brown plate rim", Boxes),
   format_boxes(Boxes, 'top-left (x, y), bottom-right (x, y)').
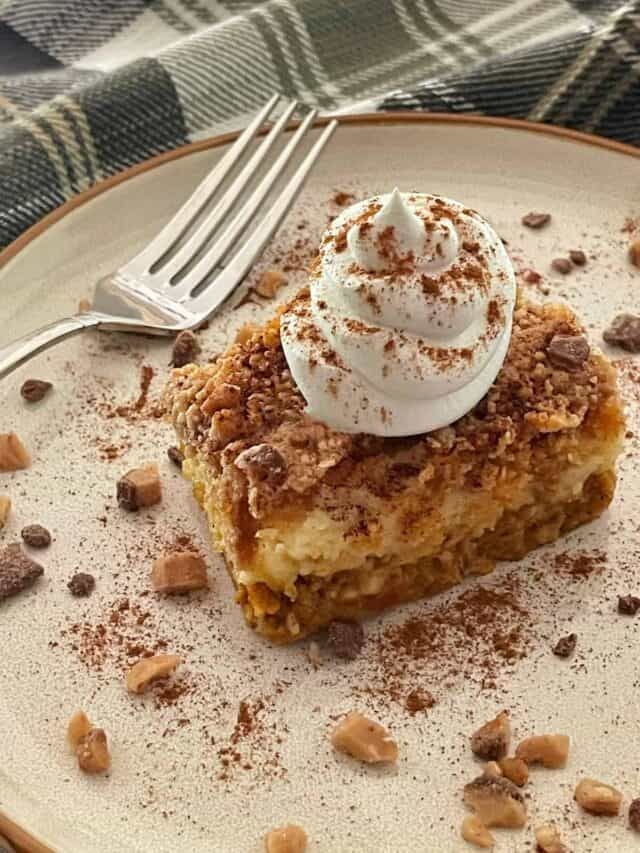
top-left (0, 111), bottom-right (638, 272)
top-left (0, 109), bottom-right (638, 853)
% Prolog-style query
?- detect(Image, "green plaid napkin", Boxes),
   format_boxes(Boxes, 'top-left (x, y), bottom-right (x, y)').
top-left (0, 0), bottom-right (637, 250)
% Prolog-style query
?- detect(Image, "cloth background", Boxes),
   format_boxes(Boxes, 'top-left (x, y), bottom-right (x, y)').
top-left (0, 0), bottom-right (638, 250)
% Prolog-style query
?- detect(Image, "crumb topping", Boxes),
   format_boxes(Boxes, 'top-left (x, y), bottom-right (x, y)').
top-left (163, 294), bottom-right (622, 536)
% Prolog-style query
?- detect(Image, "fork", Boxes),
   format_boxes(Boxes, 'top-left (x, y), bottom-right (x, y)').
top-left (0, 95), bottom-right (337, 379)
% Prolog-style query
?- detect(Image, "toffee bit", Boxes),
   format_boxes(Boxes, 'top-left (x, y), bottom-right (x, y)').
top-left (522, 268), bottom-right (541, 284)
top-left (117, 464), bottom-right (162, 511)
top-left (0, 432), bottom-right (30, 472)
top-left (68, 572), bottom-right (95, 597)
top-left (515, 734), bottom-right (569, 768)
top-left (167, 445), bottom-right (184, 468)
top-left (265, 824), bottom-right (308, 853)
top-left (460, 815), bottom-right (494, 849)
top-left (574, 777), bottom-right (622, 816)
top-left (603, 313), bottom-right (640, 353)
top-left (125, 653), bottom-right (182, 694)
top-left (498, 757), bottom-right (528, 787)
top-left (618, 595), bottom-right (640, 615)
top-left (171, 330), bottom-right (200, 367)
top-left (76, 728), bottom-right (110, 774)
top-left (569, 249), bottom-right (587, 266)
top-left (463, 773), bottom-right (527, 828)
top-left (535, 823), bottom-right (567, 853)
top-left (551, 257), bottom-right (571, 275)
top-left (235, 443), bottom-right (287, 486)
top-left (0, 544), bottom-right (43, 601)
top-left (552, 633), bottom-right (577, 658)
top-left (20, 379), bottom-right (52, 402)
top-left (20, 524), bottom-right (51, 549)
top-left (254, 269), bottom-right (287, 299)
top-left (332, 191), bottom-right (355, 207)
top-left (629, 239), bottom-right (640, 268)
top-left (547, 334), bottom-right (589, 371)
top-left (470, 711), bottom-right (511, 761)
top-left (331, 712), bottom-right (398, 763)
top-left (405, 688), bottom-right (435, 714)
top-left (522, 212), bottom-right (551, 229)
top-left (151, 551), bottom-right (208, 594)
top-left (327, 620), bottom-right (365, 660)
top-left (67, 709), bottom-right (92, 748)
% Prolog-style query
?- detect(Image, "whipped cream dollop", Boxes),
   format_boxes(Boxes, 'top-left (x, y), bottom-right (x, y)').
top-left (280, 189), bottom-right (516, 436)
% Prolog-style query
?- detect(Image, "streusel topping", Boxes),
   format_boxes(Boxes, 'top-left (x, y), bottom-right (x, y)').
top-left (164, 292), bottom-right (620, 531)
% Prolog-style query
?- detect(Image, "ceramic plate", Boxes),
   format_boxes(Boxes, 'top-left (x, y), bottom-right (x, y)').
top-left (0, 116), bottom-right (639, 853)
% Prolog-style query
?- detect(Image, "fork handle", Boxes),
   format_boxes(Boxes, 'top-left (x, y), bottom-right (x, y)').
top-left (0, 314), bottom-right (102, 380)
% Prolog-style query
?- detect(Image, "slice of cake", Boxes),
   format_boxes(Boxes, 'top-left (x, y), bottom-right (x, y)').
top-left (164, 191), bottom-right (624, 642)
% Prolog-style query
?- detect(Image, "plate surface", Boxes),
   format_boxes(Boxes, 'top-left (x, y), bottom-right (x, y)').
top-left (1, 116), bottom-right (639, 853)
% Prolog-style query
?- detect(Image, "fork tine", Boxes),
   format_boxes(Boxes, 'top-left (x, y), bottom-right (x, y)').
top-left (127, 93), bottom-right (281, 274)
top-left (172, 109), bottom-right (319, 298)
top-left (186, 119), bottom-right (338, 317)
top-left (156, 99), bottom-right (299, 285)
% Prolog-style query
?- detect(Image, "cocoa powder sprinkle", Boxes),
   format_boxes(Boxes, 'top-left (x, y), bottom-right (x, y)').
top-left (355, 579), bottom-right (531, 710)
top-left (552, 550), bottom-right (606, 579)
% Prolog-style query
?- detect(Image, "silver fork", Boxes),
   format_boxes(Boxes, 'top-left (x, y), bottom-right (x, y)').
top-left (0, 95), bottom-right (337, 379)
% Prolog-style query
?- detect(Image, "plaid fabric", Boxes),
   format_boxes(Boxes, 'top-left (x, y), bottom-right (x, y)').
top-left (0, 0), bottom-right (637, 250)
top-left (381, 0), bottom-right (640, 145)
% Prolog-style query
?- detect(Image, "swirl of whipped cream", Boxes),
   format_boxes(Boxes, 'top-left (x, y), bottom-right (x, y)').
top-left (280, 189), bottom-right (516, 436)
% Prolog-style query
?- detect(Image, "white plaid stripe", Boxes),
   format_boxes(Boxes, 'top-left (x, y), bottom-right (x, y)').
top-left (392, 0), bottom-right (478, 73)
top-left (158, 17), bottom-right (281, 129)
top-left (254, 5), bottom-right (319, 102)
top-left (273, 0), bottom-right (343, 102)
top-left (528, 5), bottom-right (630, 120)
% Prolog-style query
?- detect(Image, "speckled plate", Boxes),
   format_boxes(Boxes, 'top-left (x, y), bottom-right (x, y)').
top-left (0, 115), bottom-right (639, 853)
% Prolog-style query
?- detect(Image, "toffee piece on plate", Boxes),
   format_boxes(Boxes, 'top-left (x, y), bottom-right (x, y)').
top-left (20, 379), bottom-right (52, 402)
top-left (521, 211), bottom-right (551, 229)
top-left (171, 330), bottom-right (200, 367)
top-left (0, 544), bottom-right (43, 600)
top-left (603, 313), bottom-right (640, 353)
top-left (68, 572), bottom-right (95, 597)
top-left (117, 464), bottom-right (162, 511)
top-left (21, 524), bottom-right (51, 548)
